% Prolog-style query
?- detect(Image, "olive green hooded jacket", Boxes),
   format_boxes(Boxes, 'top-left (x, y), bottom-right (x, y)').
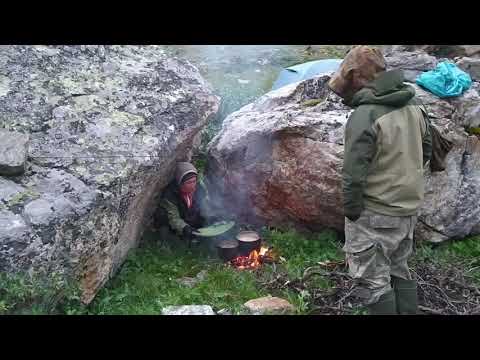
top-left (342, 69), bottom-right (432, 220)
top-left (154, 162), bottom-right (211, 236)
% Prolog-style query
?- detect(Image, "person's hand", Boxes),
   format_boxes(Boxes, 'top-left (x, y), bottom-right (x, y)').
top-left (183, 225), bottom-right (195, 238)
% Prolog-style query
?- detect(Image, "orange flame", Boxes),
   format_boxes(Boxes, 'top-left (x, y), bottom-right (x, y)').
top-left (259, 246), bottom-right (268, 256)
top-left (230, 245), bottom-right (273, 270)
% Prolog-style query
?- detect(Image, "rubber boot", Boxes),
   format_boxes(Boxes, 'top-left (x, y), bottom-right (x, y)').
top-left (367, 289), bottom-right (397, 315)
top-left (391, 277), bottom-right (418, 315)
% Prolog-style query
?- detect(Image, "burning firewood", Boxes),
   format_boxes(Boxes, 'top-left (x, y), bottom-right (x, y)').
top-left (229, 245), bottom-right (279, 270)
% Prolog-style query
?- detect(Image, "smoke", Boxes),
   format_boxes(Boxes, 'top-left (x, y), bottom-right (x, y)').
top-left (161, 45), bottom-right (317, 127)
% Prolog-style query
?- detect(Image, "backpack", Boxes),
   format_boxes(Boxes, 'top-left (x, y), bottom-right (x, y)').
top-left (419, 103), bottom-right (454, 172)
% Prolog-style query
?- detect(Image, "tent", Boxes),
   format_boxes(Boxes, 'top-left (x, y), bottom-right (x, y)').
top-left (271, 59), bottom-right (343, 91)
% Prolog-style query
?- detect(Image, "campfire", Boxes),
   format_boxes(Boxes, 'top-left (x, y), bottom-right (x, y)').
top-left (229, 245), bottom-right (278, 270)
top-left (217, 231), bottom-right (281, 270)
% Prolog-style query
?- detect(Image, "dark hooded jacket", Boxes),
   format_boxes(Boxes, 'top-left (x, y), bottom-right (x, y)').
top-left (155, 163), bottom-right (210, 235)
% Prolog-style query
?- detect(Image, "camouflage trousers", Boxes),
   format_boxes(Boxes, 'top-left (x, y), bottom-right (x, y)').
top-left (343, 209), bottom-right (417, 305)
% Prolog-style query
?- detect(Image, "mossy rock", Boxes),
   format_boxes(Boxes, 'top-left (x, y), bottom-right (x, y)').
top-left (466, 127), bottom-right (480, 135)
top-left (7, 189), bottom-right (40, 207)
top-left (301, 98), bottom-right (324, 107)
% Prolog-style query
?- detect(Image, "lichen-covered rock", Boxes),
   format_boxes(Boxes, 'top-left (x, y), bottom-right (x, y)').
top-left (417, 134), bottom-right (480, 242)
top-left (449, 83), bottom-right (480, 128)
top-left (457, 57), bottom-right (480, 82)
top-left (385, 51), bottom-right (438, 83)
top-left (0, 45), bottom-right (219, 303)
top-left (206, 65), bottom-right (480, 242)
top-left (0, 129), bottom-right (29, 176)
top-left (384, 45), bottom-right (480, 59)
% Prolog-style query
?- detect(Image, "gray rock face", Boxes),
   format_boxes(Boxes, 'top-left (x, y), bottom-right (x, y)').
top-left (162, 305), bottom-right (216, 315)
top-left (206, 54), bottom-right (480, 242)
top-left (457, 57), bottom-right (480, 82)
top-left (0, 45), bottom-right (219, 303)
top-left (206, 75), bottom-right (351, 232)
top-left (385, 51), bottom-right (438, 83)
top-left (450, 83), bottom-right (480, 128)
top-left (0, 129), bottom-right (29, 176)
top-left (384, 45), bottom-right (480, 59)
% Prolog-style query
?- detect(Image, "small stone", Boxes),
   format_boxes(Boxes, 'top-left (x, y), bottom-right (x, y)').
top-left (0, 129), bottom-right (29, 176)
top-left (244, 296), bottom-right (295, 315)
top-left (195, 270), bottom-right (208, 281)
top-left (162, 305), bottom-right (216, 315)
top-left (176, 270), bottom-right (208, 288)
top-left (176, 277), bottom-right (197, 288)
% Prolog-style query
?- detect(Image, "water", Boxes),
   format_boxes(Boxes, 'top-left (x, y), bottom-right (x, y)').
top-left (160, 45), bottom-right (350, 143)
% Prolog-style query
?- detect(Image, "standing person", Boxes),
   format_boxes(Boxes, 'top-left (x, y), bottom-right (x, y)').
top-left (328, 46), bottom-right (432, 314)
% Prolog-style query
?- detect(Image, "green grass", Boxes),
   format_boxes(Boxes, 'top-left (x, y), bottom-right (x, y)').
top-left (466, 127), bottom-right (480, 136)
top-left (3, 229), bottom-right (479, 315)
top-left (263, 228), bottom-right (342, 279)
top-left (413, 235), bottom-right (480, 284)
top-left (414, 235), bottom-right (480, 263)
top-left (74, 228), bottom-right (343, 315)
top-left (0, 271), bottom-right (82, 315)
top-left (86, 243), bottom-right (266, 315)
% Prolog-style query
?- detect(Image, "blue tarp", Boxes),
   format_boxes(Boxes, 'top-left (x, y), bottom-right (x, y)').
top-left (416, 61), bottom-right (472, 98)
top-left (271, 59), bottom-right (343, 91)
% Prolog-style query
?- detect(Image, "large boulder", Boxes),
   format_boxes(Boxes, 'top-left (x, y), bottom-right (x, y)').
top-left (384, 51), bottom-right (438, 83)
top-left (0, 46), bottom-right (219, 303)
top-left (383, 45), bottom-right (480, 59)
top-left (206, 68), bottom-right (480, 242)
top-left (207, 76), bottom-right (350, 231)
top-left (457, 57), bottom-right (480, 82)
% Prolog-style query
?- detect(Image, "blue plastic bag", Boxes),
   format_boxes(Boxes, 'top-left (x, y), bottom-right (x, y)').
top-left (416, 61), bottom-right (472, 98)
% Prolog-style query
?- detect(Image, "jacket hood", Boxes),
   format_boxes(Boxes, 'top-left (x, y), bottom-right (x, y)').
top-left (328, 45), bottom-right (386, 100)
top-left (350, 69), bottom-right (416, 107)
top-left (175, 162), bottom-right (198, 186)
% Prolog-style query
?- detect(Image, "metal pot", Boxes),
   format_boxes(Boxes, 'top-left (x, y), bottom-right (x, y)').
top-left (236, 231), bottom-right (261, 256)
top-left (216, 240), bottom-right (239, 262)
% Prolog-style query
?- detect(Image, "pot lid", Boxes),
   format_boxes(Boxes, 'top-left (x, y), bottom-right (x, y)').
top-left (236, 231), bottom-right (260, 242)
top-left (217, 240), bottom-right (239, 248)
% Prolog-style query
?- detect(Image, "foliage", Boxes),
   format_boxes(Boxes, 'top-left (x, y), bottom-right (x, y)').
top-left (3, 228), bottom-right (479, 315)
top-left (0, 271), bottom-right (83, 315)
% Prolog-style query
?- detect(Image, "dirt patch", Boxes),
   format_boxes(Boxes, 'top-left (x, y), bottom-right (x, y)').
top-left (258, 260), bottom-right (480, 315)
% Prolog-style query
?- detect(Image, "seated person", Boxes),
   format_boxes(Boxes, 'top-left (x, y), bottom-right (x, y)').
top-left (153, 162), bottom-right (210, 246)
